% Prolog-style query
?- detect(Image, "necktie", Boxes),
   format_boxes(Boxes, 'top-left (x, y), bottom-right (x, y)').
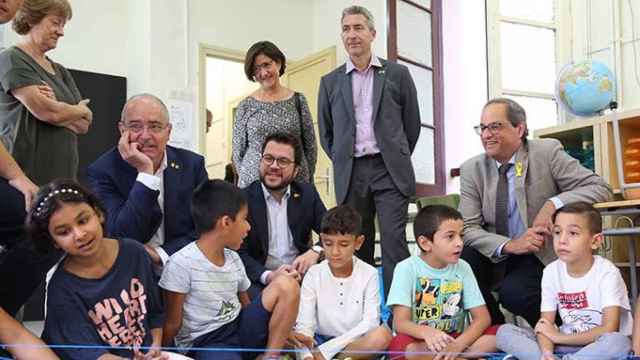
top-left (495, 163), bottom-right (512, 237)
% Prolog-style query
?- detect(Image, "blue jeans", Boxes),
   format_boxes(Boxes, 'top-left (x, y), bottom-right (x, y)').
top-left (188, 294), bottom-right (271, 360)
top-left (497, 323), bottom-right (631, 360)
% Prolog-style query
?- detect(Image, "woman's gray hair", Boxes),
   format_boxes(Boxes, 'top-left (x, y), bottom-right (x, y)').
top-left (341, 5), bottom-right (375, 31)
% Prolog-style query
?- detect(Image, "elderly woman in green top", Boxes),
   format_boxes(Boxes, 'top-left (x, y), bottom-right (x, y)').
top-left (0, 0), bottom-right (92, 185)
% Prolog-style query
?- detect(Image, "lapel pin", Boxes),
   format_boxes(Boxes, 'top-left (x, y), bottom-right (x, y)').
top-left (170, 162), bottom-right (180, 169)
top-left (293, 193), bottom-right (300, 199)
top-left (378, 69), bottom-right (385, 75)
top-left (515, 161), bottom-right (523, 177)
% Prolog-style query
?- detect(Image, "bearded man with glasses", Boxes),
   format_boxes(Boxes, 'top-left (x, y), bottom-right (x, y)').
top-left (239, 132), bottom-right (327, 297)
top-left (459, 97), bottom-right (612, 327)
top-left (87, 93), bottom-right (208, 267)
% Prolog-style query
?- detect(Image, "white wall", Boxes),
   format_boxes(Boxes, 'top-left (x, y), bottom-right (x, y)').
top-left (311, 0), bottom-right (387, 65)
top-left (442, 0), bottom-right (488, 193)
top-left (1, 0), bottom-right (492, 194)
top-left (570, 0), bottom-right (640, 112)
top-left (5, 0), bottom-right (130, 77)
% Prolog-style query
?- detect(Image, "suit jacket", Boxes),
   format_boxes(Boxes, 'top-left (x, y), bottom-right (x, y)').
top-left (459, 138), bottom-right (612, 265)
top-left (318, 58), bottom-right (421, 204)
top-left (87, 145), bottom-right (208, 255)
top-left (239, 180), bottom-right (327, 283)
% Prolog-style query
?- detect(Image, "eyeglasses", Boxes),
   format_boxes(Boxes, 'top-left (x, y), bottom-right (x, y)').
top-left (123, 122), bottom-right (169, 134)
top-left (473, 122), bottom-right (505, 136)
top-left (254, 60), bottom-right (275, 74)
top-left (261, 154), bottom-right (294, 168)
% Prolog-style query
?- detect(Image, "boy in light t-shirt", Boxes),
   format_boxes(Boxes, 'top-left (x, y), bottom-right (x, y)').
top-left (160, 180), bottom-right (300, 360)
top-left (497, 202), bottom-right (632, 360)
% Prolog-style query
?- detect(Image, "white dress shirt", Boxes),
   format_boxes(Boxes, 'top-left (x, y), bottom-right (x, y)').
top-left (135, 152), bottom-right (169, 265)
top-left (261, 184), bottom-right (298, 283)
top-left (295, 257), bottom-right (381, 360)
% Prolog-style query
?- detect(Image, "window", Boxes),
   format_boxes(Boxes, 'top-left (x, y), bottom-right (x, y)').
top-left (388, 0), bottom-right (444, 196)
top-left (486, 0), bottom-right (570, 132)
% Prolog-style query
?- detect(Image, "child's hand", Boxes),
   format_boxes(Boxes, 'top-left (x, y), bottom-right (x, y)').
top-left (312, 351), bottom-right (326, 360)
top-left (535, 318), bottom-right (560, 343)
top-left (143, 244), bottom-right (163, 265)
top-left (269, 265), bottom-right (301, 283)
top-left (287, 331), bottom-right (314, 349)
top-left (434, 340), bottom-right (466, 360)
top-left (133, 347), bottom-right (169, 360)
top-left (540, 351), bottom-right (556, 360)
top-left (422, 326), bottom-right (454, 354)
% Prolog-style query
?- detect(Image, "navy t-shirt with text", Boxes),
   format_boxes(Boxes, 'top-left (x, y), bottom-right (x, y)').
top-left (42, 238), bottom-right (165, 360)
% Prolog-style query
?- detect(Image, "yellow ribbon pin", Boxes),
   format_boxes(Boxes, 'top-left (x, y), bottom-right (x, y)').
top-left (515, 161), bottom-right (523, 177)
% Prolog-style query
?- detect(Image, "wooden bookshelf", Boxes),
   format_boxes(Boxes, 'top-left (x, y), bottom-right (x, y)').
top-left (534, 110), bottom-right (640, 294)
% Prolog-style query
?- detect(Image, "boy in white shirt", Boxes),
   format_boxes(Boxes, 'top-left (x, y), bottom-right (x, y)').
top-left (290, 205), bottom-right (392, 359)
top-left (497, 202), bottom-right (632, 360)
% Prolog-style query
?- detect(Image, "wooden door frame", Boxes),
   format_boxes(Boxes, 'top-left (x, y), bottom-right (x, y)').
top-left (387, 0), bottom-right (445, 197)
top-left (197, 44), bottom-right (246, 157)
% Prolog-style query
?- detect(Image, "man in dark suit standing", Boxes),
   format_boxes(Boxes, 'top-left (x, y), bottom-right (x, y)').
top-left (239, 133), bottom-right (326, 296)
top-left (87, 94), bottom-right (208, 265)
top-left (318, 5), bottom-right (421, 293)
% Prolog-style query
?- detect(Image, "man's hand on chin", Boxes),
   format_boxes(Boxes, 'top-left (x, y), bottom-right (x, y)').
top-left (118, 130), bottom-right (154, 174)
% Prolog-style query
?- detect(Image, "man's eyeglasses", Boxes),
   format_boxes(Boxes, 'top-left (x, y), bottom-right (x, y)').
top-left (123, 122), bottom-right (169, 134)
top-left (473, 122), bottom-right (505, 136)
top-left (261, 154), bottom-right (294, 168)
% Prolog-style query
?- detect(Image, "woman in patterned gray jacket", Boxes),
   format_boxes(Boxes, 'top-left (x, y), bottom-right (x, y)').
top-left (232, 41), bottom-right (317, 188)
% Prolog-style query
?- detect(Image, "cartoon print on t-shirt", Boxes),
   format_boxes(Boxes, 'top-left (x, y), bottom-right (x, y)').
top-left (415, 277), bottom-right (440, 306)
top-left (442, 293), bottom-right (462, 318)
top-left (217, 300), bottom-right (239, 322)
top-left (562, 309), bottom-right (601, 333)
top-left (558, 291), bottom-right (601, 333)
top-left (414, 276), bottom-right (465, 333)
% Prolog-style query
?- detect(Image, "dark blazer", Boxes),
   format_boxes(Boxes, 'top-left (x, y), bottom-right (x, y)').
top-left (239, 180), bottom-right (327, 283)
top-left (318, 58), bottom-right (421, 204)
top-left (87, 145), bottom-right (208, 255)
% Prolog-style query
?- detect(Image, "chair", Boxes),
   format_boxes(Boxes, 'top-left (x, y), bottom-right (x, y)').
top-left (415, 193), bottom-right (460, 210)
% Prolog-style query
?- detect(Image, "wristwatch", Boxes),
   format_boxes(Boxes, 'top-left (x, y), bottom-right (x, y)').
top-left (311, 245), bottom-right (324, 254)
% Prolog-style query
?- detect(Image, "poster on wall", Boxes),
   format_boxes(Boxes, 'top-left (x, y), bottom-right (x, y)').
top-left (167, 99), bottom-right (195, 151)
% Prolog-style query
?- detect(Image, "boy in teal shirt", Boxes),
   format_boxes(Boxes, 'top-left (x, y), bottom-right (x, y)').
top-left (387, 205), bottom-right (498, 360)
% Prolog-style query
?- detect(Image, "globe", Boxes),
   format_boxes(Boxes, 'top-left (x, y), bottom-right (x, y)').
top-left (556, 60), bottom-right (616, 117)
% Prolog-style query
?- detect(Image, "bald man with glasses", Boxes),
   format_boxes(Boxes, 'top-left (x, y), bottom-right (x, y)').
top-left (87, 93), bottom-right (208, 266)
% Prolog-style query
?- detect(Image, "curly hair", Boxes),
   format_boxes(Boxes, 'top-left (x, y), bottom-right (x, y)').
top-left (26, 179), bottom-right (106, 254)
top-left (13, 0), bottom-right (72, 35)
